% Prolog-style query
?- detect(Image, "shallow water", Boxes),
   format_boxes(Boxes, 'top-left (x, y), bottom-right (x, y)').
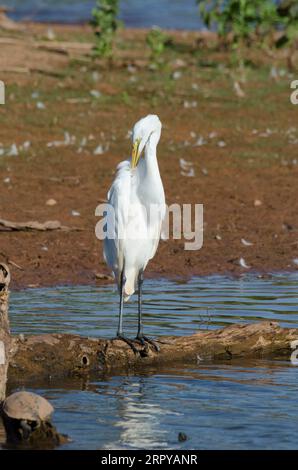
top-left (4, 0), bottom-right (203, 30)
top-left (7, 273), bottom-right (298, 449)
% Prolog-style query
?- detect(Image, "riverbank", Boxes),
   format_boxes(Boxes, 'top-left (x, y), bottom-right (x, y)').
top-left (0, 22), bottom-right (297, 289)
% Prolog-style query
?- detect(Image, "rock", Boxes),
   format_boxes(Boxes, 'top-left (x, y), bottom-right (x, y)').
top-left (178, 432), bottom-right (188, 442)
top-left (71, 210), bottom-right (80, 217)
top-left (36, 102), bottom-right (46, 110)
top-left (1, 391), bottom-right (68, 448)
top-left (46, 199), bottom-right (57, 206)
top-left (95, 272), bottom-right (113, 281)
top-left (3, 391), bottom-right (53, 422)
top-left (254, 199), bottom-right (262, 207)
top-left (239, 257), bottom-right (250, 269)
top-left (7, 144), bottom-right (18, 157)
top-left (90, 90), bottom-right (101, 99)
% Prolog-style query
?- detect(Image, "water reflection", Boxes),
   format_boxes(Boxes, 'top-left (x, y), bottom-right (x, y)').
top-left (7, 359), bottom-right (298, 450)
top-left (6, 273), bottom-right (298, 449)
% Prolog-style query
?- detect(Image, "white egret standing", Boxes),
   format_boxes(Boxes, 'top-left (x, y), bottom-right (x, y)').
top-left (103, 115), bottom-right (165, 351)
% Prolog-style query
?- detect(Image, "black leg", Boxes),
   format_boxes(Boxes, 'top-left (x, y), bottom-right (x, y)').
top-left (136, 271), bottom-right (160, 352)
top-left (137, 270), bottom-right (144, 338)
top-left (117, 269), bottom-right (124, 336)
top-left (115, 269), bottom-right (138, 354)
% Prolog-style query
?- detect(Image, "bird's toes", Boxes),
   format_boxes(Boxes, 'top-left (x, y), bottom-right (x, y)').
top-left (114, 335), bottom-right (139, 354)
top-left (136, 335), bottom-right (160, 353)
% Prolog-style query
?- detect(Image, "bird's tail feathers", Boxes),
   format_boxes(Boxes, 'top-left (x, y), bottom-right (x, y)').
top-left (123, 268), bottom-right (137, 302)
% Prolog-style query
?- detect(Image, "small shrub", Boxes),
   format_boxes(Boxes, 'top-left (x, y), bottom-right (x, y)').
top-left (276, 0), bottom-right (298, 69)
top-left (146, 26), bottom-right (170, 68)
top-left (197, 0), bottom-right (298, 71)
top-left (197, 1), bottom-right (278, 70)
top-left (91, 0), bottom-right (120, 59)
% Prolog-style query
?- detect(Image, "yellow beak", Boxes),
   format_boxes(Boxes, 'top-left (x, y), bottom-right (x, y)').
top-left (131, 139), bottom-right (141, 169)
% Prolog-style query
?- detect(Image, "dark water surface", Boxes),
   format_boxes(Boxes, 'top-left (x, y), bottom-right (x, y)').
top-left (7, 273), bottom-right (298, 449)
top-left (3, 0), bottom-right (203, 29)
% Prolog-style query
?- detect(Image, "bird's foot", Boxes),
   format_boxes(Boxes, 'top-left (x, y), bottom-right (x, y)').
top-left (114, 334), bottom-right (139, 354)
top-left (135, 335), bottom-right (160, 353)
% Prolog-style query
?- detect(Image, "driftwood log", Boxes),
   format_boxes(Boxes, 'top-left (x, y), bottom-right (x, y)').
top-left (0, 265), bottom-right (297, 382)
top-left (0, 263), bottom-right (11, 402)
top-left (7, 322), bottom-right (298, 380)
top-left (0, 218), bottom-right (80, 232)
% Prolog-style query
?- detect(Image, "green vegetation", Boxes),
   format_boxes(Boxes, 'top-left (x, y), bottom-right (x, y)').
top-left (146, 27), bottom-right (170, 68)
top-left (197, 1), bottom-right (277, 70)
top-left (276, 0), bottom-right (298, 69)
top-left (197, 0), bottom-right (279, 39)
top-left (196, 0), bottom-right (297, 71)
top-left (91, 0), bottom-right (119, 58)
top-left (88, 1), bottom-right (297, 71)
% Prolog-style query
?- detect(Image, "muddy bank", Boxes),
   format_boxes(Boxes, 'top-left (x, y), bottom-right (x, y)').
top-left (0, 22), bottom-right (297, 289)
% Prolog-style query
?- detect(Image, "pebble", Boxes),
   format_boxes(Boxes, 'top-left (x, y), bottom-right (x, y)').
top-left (254, 199), bottom-right (262, 207)
top-left (209, 131), bottom-right (217, 139)
top-left (90, 90), bottom-right (101, 99)
top-left (7, 144), bottom-right (18, 156)
top-left (178, 432), bottom-right (188, 442)
top-left (46, 198), bottom-right (57, 206)
top-left (36, 101), bottom-right (46, 110)
top-left (183, 100), bottom-right (197, 109)
top-left (241, 238), bottom-right (253, 246)
top-left (93, 144), bottom-right (105, 155)
top-left (95, 272), bottom-right (113, 281)
top-left (239, 257), bottom-right (250, 269)
top-left (217, 140), bottom-right (226, 147)
top-left (194, 136), bottom-right (206, 146)
top-left (172, 70), bottom-right (182, 80)
top-left (71, 210), bottom-right (80, 217)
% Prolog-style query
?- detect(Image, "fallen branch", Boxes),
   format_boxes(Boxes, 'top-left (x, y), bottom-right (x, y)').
top-left (0, 38), bottom-right (92, 53)
top-left (8, 321), bottom-right (298, 380)
top-left (1, 266), bottom-right (297, 380)
top-left (29, 67), bottom-right (66, 78)
top-left (36, 41), bottom-right (92, 55)
top-left (0, 218), bottom-right (81, 232)
top-left (0, 263), bottom-right (11, 402)
top-left (0, 66), bottom-right (30, 75)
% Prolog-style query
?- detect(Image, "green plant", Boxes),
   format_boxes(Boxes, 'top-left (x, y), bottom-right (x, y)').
top-left (197, 0), bottom-right (298, 71)
top-left (196, 0), bottom-right (279, 71)
top-left (276, 0), bottom-right (298, 69)
top-left (91, 0), bottom-right (119, 58)
top-left (146, 26), bottom-right (170, 67)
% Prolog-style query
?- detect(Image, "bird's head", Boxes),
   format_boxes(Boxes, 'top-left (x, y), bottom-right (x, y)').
top-left (131, 114), bottom-right (162, 168)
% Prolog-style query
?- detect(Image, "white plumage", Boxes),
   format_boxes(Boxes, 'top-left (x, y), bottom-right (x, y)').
top-left (103, 114), bottom-right (165, 345)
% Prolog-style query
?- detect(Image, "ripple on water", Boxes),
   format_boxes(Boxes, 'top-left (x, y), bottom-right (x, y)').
top-left (10, 273), bottom-right (298, 338)
top-left (7, 273), bottom-right (298, 450)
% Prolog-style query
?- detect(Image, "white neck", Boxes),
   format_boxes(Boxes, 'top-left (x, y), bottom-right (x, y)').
top-left (134, 130), bottom-right (164, 205)
top-left (143, 132), bottom-right (160, 178)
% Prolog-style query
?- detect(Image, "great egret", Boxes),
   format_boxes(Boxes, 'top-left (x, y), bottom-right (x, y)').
top-left (103, 114), bottom-right (165, 352)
